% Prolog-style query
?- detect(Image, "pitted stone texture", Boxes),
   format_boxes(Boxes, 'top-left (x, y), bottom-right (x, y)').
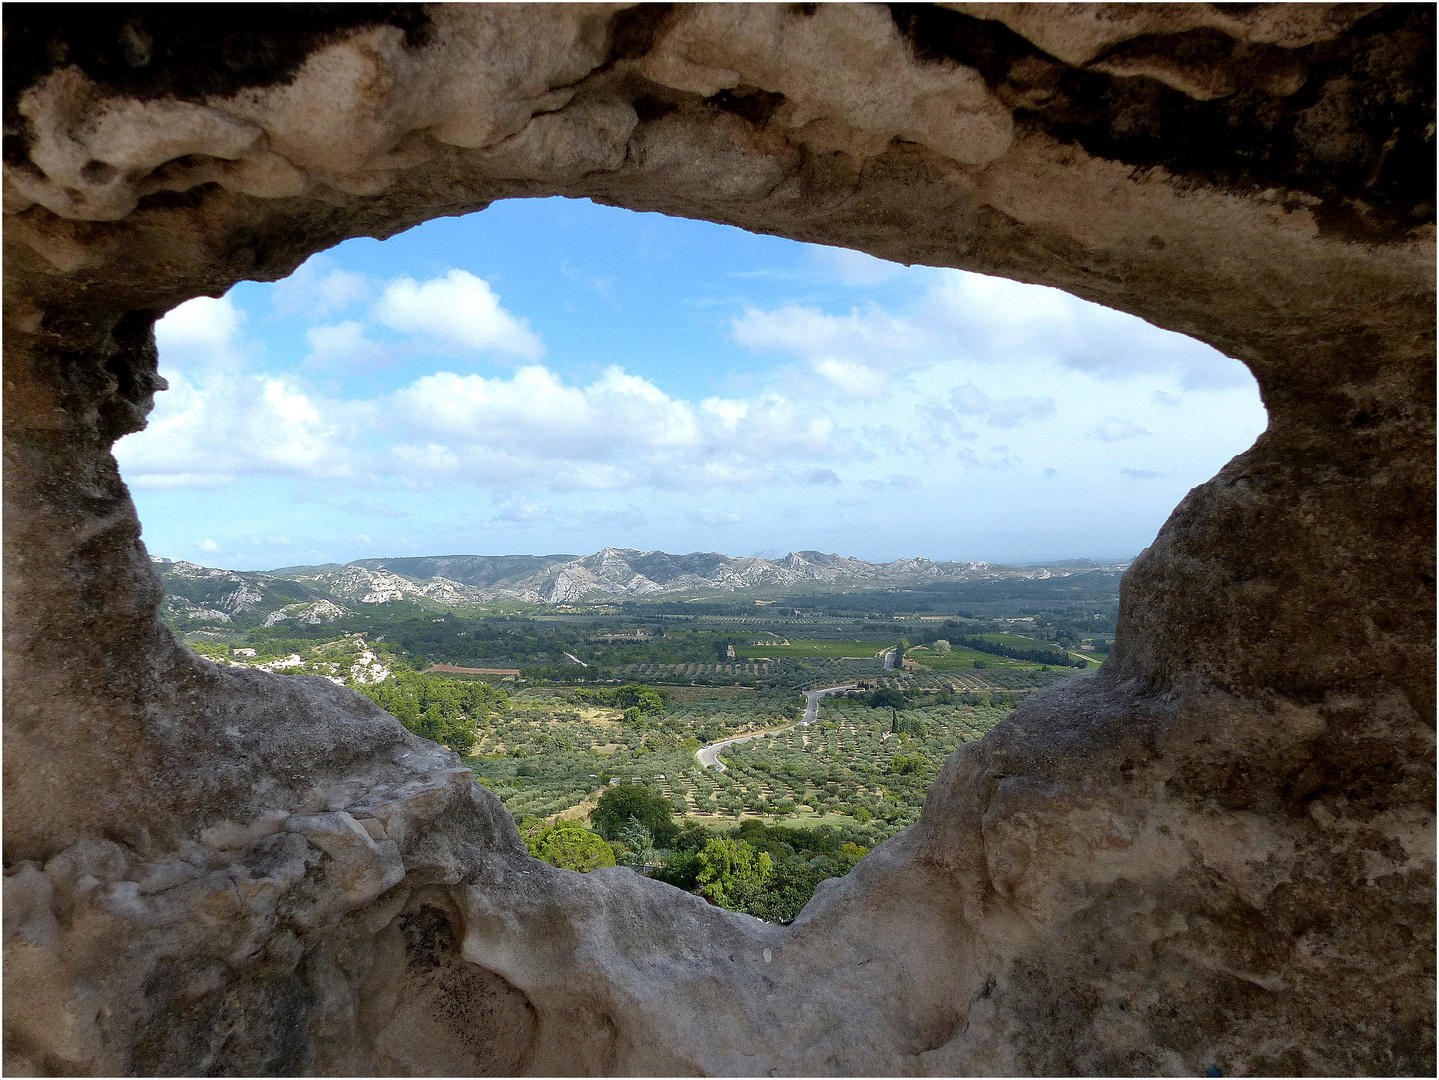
top-left (4, 4), bottom-right (1432, 1076)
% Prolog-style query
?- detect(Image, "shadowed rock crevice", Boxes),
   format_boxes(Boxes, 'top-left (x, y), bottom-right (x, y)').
top-left (3, 4), bottom-right (1432, 1076)
top-left (888, 2), bottom-right (1435, 239)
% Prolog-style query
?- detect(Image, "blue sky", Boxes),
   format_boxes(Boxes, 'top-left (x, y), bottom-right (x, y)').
top-left (114, 196), bottom-right (1267, 571)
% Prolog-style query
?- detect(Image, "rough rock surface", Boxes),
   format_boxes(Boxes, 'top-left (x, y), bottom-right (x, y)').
top-left (3, 4), bottom-right (1433, 1075)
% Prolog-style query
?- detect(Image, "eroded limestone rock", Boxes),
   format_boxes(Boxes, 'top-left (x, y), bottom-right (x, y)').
top-left (4, 4), bottom-right (1432, 1075)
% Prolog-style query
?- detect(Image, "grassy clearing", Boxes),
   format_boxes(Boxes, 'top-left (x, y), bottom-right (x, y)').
top-left (906, 644), bottom-right (1043, 670)
top-left (974, 632), bottom-right (1052, 647)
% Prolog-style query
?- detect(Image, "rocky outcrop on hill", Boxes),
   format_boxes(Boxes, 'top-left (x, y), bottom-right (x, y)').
top-left (4, 4), bottom-right (1431, 1077)
top-left (154, 547), bottom-right (1128, 620)
top-left (346, 547), bottom-right (1121, 604)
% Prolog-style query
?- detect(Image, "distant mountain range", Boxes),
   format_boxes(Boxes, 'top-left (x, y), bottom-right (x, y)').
top-left (153, 547), bottom-right (1132, 626)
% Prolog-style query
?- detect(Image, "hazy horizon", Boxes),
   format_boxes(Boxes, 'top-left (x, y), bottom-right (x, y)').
top-left (152, 544), bottom-right (1140, 577)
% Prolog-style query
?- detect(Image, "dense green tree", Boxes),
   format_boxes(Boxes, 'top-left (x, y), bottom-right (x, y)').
top-left (695, 837), bottom-right (772, 908)
top-left (590, 784), bottom-right (678, 845)
top-left (529, 824), bottom-right (616, 873)
top-left (740, 856), bottom-right (829, 923)
top-left (672, 819), bottom-right (716, 853)
top-left (651, 849), bottom-right (702, 890)
top-left (867, 687), bottom-right (907, 709)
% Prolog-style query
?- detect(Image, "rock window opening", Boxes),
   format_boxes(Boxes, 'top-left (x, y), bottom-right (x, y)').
top-left (5, 5), bottom-right (1429, 1075)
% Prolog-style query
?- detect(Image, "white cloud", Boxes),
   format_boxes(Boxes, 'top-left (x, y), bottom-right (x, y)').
top-left (733, 301), bottom-right (924, 360)
top-left (374, 270), bottom-right (543, 360)
top-left (1089, 417), bottom-right (1152, 442)
top-left (810, 358), bottom-right (890, 398)
top-left (115, 367), bottom-right (358, 489)
top-left (154, 296), bottom-right (248, 371)
top-left (733, 269), bottom-right (1252, 396)
top-left (304, 321), bottom-right (392, 372)
top-left (385, 365), bottom-right (850, 492)
top-left (271, 254), bottom-right (371, 318)
top-left (732, 301), bottom-right (929, 399)
top-left (121, 353), bottom-right (863, 495)
top-left (1122, 468), bottom-right (1165, 480)
top-left (925, 270), bottom-right (1248, 390)
top-left (199, 538), bottom-right (220, 553)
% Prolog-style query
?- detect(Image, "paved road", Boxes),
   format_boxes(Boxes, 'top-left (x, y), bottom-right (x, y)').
top-left (882, 647), bottom-right (897, 671)
top-left (696, 684), bottom-right (858, 772)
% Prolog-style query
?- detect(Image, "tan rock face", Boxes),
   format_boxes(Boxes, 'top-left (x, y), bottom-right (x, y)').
top-left (3, 4), bottom-right (1432, 1075)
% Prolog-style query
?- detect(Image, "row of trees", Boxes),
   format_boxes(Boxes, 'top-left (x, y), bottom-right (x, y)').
top-left (954, 635), bottom-right (1086, 668)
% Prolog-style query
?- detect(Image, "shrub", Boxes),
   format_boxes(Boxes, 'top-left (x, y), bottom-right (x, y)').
top-left (889, 754), bottom-right (925, 775)
top-left (527, 824), bottom-right (616, 873)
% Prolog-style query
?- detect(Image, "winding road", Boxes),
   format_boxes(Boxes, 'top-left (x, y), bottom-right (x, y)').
top-left (695, 684), bottom-right (858, 772)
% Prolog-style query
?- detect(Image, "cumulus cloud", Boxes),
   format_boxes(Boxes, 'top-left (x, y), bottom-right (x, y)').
top-left (305, 321), bottom-right (392, 372)
top-left (925, 270), bottom-right (1248, 390)
top-left (732, 301), bottom-right (930, 398)
top-left (271, 254), bottom-right (371, 318)
top-left (733, 302), bottom-right (923, 359)
top-left (386, 365), bottom-right (849, 491)
top-left (374, 270), bottom-right (543, 360)
top-left (154, 296), bottom-right (248, 371)
top-left (733, 268), bottom-right (1251, 396)
top-left (120, 247), bottom-right (1269, 567)
top-left (115, 368), bottom-right (359, 489)
top-left (122, 350), bottom-right (864, 497)
top-left (809, 358), bottom-right (890, 398)
top-left (1090, 417), bottom-right (1152, 442)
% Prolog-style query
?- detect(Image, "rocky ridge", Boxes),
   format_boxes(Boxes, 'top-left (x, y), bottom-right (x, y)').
top-left (156, 548), bottom-right (1131, 621)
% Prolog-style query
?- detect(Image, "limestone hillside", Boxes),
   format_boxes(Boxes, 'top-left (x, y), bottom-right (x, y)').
top-left (154, 548), bottom-right (1131, 623)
